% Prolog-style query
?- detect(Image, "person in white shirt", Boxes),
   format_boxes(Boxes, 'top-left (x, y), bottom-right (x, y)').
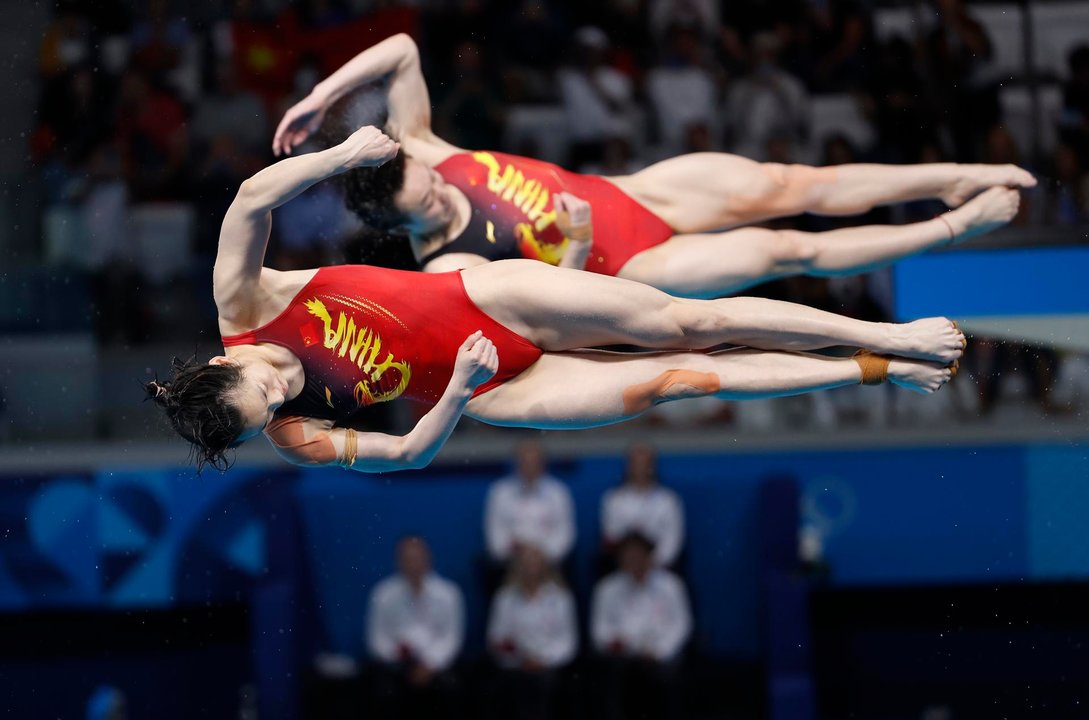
top-left (487, 544), bottom-right (578, 720)
top-left (723, 32), bottom-right (810, 162)
top-left (646, 25), bottom-right (717, 156)
top-left (602, 444), bottom-right (685, 568)
top-left (557, 26), bottom-right (637, 169)
top-left (485, 442), bottom-right (576, 565)
top-left (366, 536), bottom-right (465, 719)
top-left (591, 533), bottom-right (691, 720)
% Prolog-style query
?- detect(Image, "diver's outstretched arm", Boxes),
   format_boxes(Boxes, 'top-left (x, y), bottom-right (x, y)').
top-left (267, 332), bottom-right (498, 473)
top-left (273, 33), bottom-right (433, 155)
top-left (214, 126), bottom-right (399, 321)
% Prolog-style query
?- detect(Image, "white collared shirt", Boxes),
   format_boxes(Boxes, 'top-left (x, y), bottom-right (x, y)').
top-left (366, 572), bottom-right (464, 671)
top-left (485, 474), bottom-right (576, 562)
top-left (487, 582), bottom-right (578, 669)
top-left (591, 569), bottom-right (691, 662)
top-left (602, 485), bottom-right (685, 566)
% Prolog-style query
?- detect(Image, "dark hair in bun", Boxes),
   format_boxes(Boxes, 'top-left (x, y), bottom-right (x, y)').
top-left (145, 356), bottom-right (246, 472)
top-left (336, 149), bottom-right (410, 232)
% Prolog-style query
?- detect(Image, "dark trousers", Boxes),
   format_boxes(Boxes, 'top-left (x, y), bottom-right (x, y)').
top-left (596, 655), bottom-right (683, 720)
top-left (301, 672), bottom-right (362, 720)
top-left (368, 661), bottom-right (461, 720)
top-left (488, 666), bottom-right (562, 720)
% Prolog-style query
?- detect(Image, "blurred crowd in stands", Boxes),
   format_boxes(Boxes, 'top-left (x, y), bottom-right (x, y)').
top-left (310, 442), bottom-right (695, 720)
top-left (19, 0), bottom-right (1089, 436)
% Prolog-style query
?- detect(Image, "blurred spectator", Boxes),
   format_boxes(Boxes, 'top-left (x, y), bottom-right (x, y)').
top-left (646, 24), bottom-right (717, 154)
top-left (80, 142), bottom-right (131, 260)
top-left (601, 445), bottom-right (685, 568)
top-left (718, 0), bottom-right (806, 78)
top-left (502, 0), bottom-right (565, 70)
top-left (225, 1), bottom-right (314, 109)
top-left (191, 61), bottom-right (269, 257)
top-left (723, 31), bottom-right (809, 161)
top-left (1043, 143), bottom-right (1089, 225)
top-left (557, 27), bottom-right (636, 169)
top-left (648, 0), bottom-right (719, 49)
top-left (38, 8), bottom-right (92, 78)
top-left (719, 0), bottom-right (795, 40)
top-left (592, 532), bottom-right (691, 720)
top-left (1060, 44), bottom-right (1089, 164)
top-left (764, 132), bottom-right (798, 165)
top-left (1052, 352), bottom-right (1089, 412)
top-left (487, 545), bottom-right (577, 720)
top-left (128, 0), bottom-right (191, 81)
top-left (579, 0), bottom-right (655, 73)
top-left (579, 137), bottom-right (644, 176)
top-left (366, 536), bottom-right (464, 720)
top-left (420, 0), bottom-right (496, 90)
top-left (923, 0), bottom-right (1001, 162)
top-left (191, 61), bottom-right (269, 158)
top-left (792, 0), bottom-right (870, 92)
top-left (821, 132), bottom-right (855, 166)
top-left (35, 66), bottom-right (114, 168)
top-left (864, 35), bottom-right (929, 163)
top-left (485, 442), bottom-right (575, 564)
top-left (683, 122), bottom-right (715, 154)
top-left (433, 40), bottom-right (505, 150)
top-left (498, 0), bottom-right (566, 103)
top-left (115, 69), bottom-right (189, 201)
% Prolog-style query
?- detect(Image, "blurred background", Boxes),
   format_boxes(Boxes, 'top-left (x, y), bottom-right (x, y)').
top-left (0, 0), bottom-right (1088, 718)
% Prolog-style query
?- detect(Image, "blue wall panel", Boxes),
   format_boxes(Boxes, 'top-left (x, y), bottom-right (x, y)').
top-left (1026, 444), bottom-right (1089, 578)
top-left (0, 467), bottom-right (294, 608)
top-left (796, 447), bottom-right (1029, 584)
top-left (894, 247), bottom-right (1089, 319)
top-left (2, 442), bottom-right (1088, 663)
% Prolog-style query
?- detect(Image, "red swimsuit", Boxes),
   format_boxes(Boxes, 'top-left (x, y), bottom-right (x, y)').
top-left (221, 266), bottom-right (542, 424)
top-left (425, 151), bottom-right (674, 276)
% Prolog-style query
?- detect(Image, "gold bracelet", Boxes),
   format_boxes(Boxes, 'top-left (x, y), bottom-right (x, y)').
top-left (341, 428), bottom-right (358, 469)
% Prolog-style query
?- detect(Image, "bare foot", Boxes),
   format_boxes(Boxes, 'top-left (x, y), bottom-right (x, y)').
top-left (888, 357), bottom-right (954, 394)
top-left (943, 186), bottom-right (1021, 242)
top-left (882, 317), bottom-right (966, 364)
top-left (941, 164), bottom-right (1037, 207)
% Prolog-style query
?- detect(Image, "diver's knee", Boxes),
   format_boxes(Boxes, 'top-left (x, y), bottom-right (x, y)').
top-left (754, 164), bottom-right (836, 209)
top-left (664, 301), bottom-right (726, 349)
top-left (770, 230), bottom-right (820, 273)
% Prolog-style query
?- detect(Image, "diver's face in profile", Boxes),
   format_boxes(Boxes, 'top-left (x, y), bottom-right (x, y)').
top-left (208, 356), bottom-right (288, 440)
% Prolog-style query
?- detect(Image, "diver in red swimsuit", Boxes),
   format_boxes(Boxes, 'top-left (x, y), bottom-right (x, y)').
top-left (219, 264), bottom-right (543, 413)
top-left (419, 150), bottom-right (673, 277)
top-left (272, 34), bottom-right (1032, 298)
top-left (147, 126), bottom-right (963, 473)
